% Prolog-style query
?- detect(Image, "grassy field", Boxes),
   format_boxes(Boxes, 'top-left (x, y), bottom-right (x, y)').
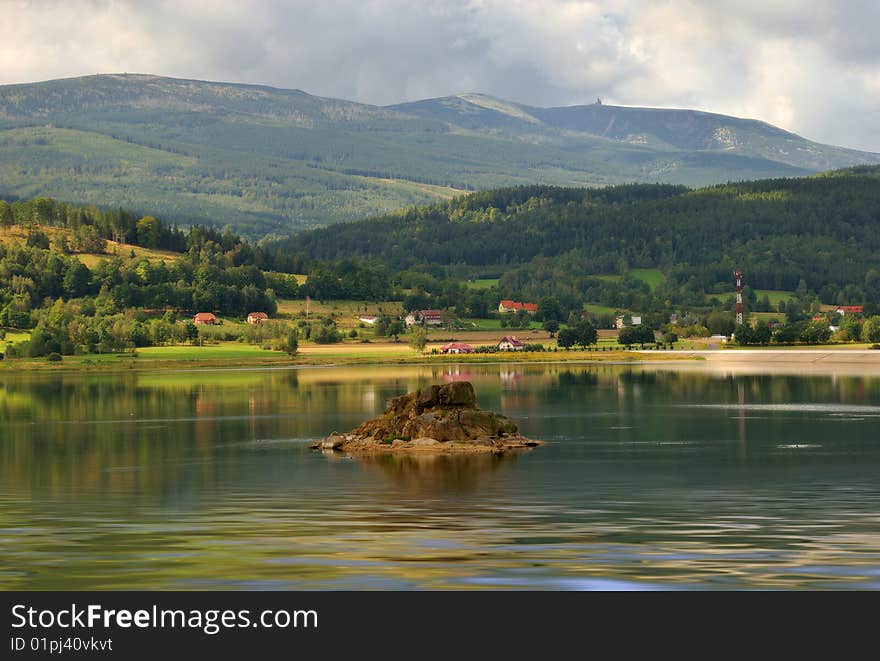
top-left (749, 312), bottom-right (785, 323)
top-left (459, 318), bottom-right (542, 331)
top-left (275, 298), bottom-right (404, 330)
top-left (583, 303), bottom-right (621, 317)
top-left (753, 289), bottom-right (796, 305)
top-left (629, 268), bottom-right (665, 289)
top-left (0, 330), bottom-right (30, 351)
top-left (0, 225), bottom-right (182, 267)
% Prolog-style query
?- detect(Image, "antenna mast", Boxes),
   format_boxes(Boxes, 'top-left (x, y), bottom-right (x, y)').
top-left (734, 270), bottom-right (744, 326)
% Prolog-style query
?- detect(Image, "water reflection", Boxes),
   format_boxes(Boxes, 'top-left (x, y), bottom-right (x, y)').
top-left (1, 364), bottom-right (880, 589)
top-left (354, 452), bottom-right (519, 493)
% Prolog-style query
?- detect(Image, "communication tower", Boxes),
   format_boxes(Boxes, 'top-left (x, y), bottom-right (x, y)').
top-left (734, 270), bottom-right (744, 326)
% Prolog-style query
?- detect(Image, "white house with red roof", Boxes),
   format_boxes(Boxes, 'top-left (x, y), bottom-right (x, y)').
top-left (405, 309), bottom-right (444, 327)
top-left (498, 300), bottom-right (538, 314)
top-left (497, 336), bottom-right (525, 351)
top-left (440, 342), bottom-right (474, 354)
top-left (837, 305), bottom-right (864, 316)
top-left (193, 312), bottom-right (217, 325)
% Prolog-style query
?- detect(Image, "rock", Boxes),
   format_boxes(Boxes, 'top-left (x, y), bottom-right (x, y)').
top-left (438, 381), bottom-right (476, 407)
top-left (321, 435), bottom-right (345, 450)
top-left (312, 382), bottom-right (542, 455)
top-left (416, 385), bottom-right (441, 410)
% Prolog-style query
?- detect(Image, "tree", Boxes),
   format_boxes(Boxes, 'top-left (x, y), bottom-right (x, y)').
top-left (537, 296), bottom-right (564, 323)
top-left (863, 316), bottom-right (880, 343)
top-left (734, 323), bottom-right (754, 346)
top-left (752, 321), bottom-right (771, 345)
top-left (706, 311), bottom-right (735, 337)
top-left (283, 328), bottom-right (299, 356)
top-left (184, 321), bottom-right (199, 345)
top-left (557, 327), bottom-right (577, 349)
top-left (618, 324), bottom-right (653, 347)
top-left (409, 325), bottom-right (427, 353)
top-left (543, 319), bottom-right (560, 337)
top-left (62, 261), bottom-right (91, 299)
top-left (574, 320), bottom-right (597, 348)
top-left (800, 321), bottom-right (831, 345)
top-left (136, 216), bottom-right (161, 248)
top-left (388, 319), bottom-right (405, 341)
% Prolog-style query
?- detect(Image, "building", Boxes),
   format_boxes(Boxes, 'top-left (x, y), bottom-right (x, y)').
top-left (615, 314), bottom-right (642, 329)
top-left (498, 300), bottom-right (538, 314)
top-left (497, 336), bottom-right (525, 351)
top-left (193, 312), bottom-right (217, 325)
top-left (837, 306), bottom-right (864, 316)
top-left (247, 312), bottom-right (269, 324)
top-left (440, 342), bottom-right (474, 354)
top-left (405, 309), bottom-right (443, 327)
top-left (358, 315), bottom-right (378, 325)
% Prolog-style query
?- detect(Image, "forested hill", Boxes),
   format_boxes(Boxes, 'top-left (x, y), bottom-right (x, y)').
top-left (1, 74), bottom-right (879, 236)
top-left (279, 166), bottom-right (880, 307)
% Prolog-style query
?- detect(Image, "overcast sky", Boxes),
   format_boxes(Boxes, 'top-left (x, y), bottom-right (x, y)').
top-left (3, 0), bottom-right (879, 151)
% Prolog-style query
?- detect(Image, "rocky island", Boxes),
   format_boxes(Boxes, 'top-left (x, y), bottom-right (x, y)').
top-left (311, 381), bottom-right (543, 454)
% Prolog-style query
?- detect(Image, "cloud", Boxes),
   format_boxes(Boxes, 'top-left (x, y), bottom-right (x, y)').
top-left (1, 0), bottom-right (878, 151)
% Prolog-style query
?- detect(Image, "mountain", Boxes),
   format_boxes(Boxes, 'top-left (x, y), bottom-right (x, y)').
top-left (278, 165), bottom-right (880, 311)
top-left (1, 73), bottom-right (878, 236)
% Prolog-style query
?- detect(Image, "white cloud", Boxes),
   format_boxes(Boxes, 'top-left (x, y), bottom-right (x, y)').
top-left (0, 0), bottom-right (878, 150)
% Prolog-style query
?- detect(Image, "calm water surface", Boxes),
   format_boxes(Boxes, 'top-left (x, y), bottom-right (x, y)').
top-left (1, 363), bottom-right (879, 589)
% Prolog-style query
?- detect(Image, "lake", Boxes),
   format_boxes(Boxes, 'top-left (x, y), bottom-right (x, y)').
top-left (1, 362), bottom-right (879, 589)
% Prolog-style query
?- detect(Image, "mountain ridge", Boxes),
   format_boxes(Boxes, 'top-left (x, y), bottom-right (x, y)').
top-left (1, 73), bottom-right (877, 236)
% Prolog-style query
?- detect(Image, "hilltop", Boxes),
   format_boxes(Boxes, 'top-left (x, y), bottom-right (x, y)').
top-left (278, 165), bottom-right (880, 313)
top-left (1, 73), bottom-right (878, 236)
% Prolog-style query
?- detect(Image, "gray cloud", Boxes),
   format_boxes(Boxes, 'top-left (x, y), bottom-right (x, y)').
top-left (1, 0), bottom-right (878, 151)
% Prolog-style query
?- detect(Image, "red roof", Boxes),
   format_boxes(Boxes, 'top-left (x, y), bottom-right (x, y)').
top-left (420, 309), bottom-right (442, 317)
top-left (499, 336), bottom-right (524, 347)
top-left (193, 312), bottom-right (216, 322)
top-left (837, 306), bottom-right (863, 313)
top-left (499, 300), bottom-right (537, 312)
top-left (247, 312), bottom-right (268, 319)
top-left (440, 342), bottom-right (474, 353)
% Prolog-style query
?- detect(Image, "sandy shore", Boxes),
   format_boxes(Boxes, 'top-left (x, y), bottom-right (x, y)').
top-left (637, 349), bottom-right (880, 375)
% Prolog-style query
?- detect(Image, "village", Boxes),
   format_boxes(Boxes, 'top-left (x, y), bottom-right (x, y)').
top-left (178, 284), bottom-right (873, 359)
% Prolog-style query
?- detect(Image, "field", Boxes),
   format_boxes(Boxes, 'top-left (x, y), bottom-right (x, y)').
top-left (0, 330), bottom-right (30, 351)
top-left (459, 318), bottom-right (542, 331)
top-left (583, 303), bottom-right (621, 317)
top-left (0, 224), bottom-right (182, 267)
top-left (275, 298), bottom-right (403, 330)
top-left (593, 269), bottom-right (664, 290)
top-left (136, 344), bottom-right (287, 361)
top-left (629, 268), bottom-right (665, 289)
top-left (753, 289), bottom-right (796, 305)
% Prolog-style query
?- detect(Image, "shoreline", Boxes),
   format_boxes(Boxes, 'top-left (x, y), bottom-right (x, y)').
top-left (3, 346), bottom-right (880, 375)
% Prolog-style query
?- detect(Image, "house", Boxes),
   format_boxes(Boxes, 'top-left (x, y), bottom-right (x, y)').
top-left (837, 306), bottom-right (864, 316)
top-left (498, 336), bottom-right (525, 351)
top-left (247, 312), bottom-right (269, 324)
top-left (358, 315), bottom-right (378, 325)
top-left (440, 342), bottom-right (474, 354)
top-left (405, 309), bottom-right (443, 327)
top-left (615, 314), bottom-right (642, 329)
top-left (193, 312), bottom-right (217, 325)
top-left (498, 300), bottom-right (538, 314)
top-left (811, 314), bottom-right (827, 323)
